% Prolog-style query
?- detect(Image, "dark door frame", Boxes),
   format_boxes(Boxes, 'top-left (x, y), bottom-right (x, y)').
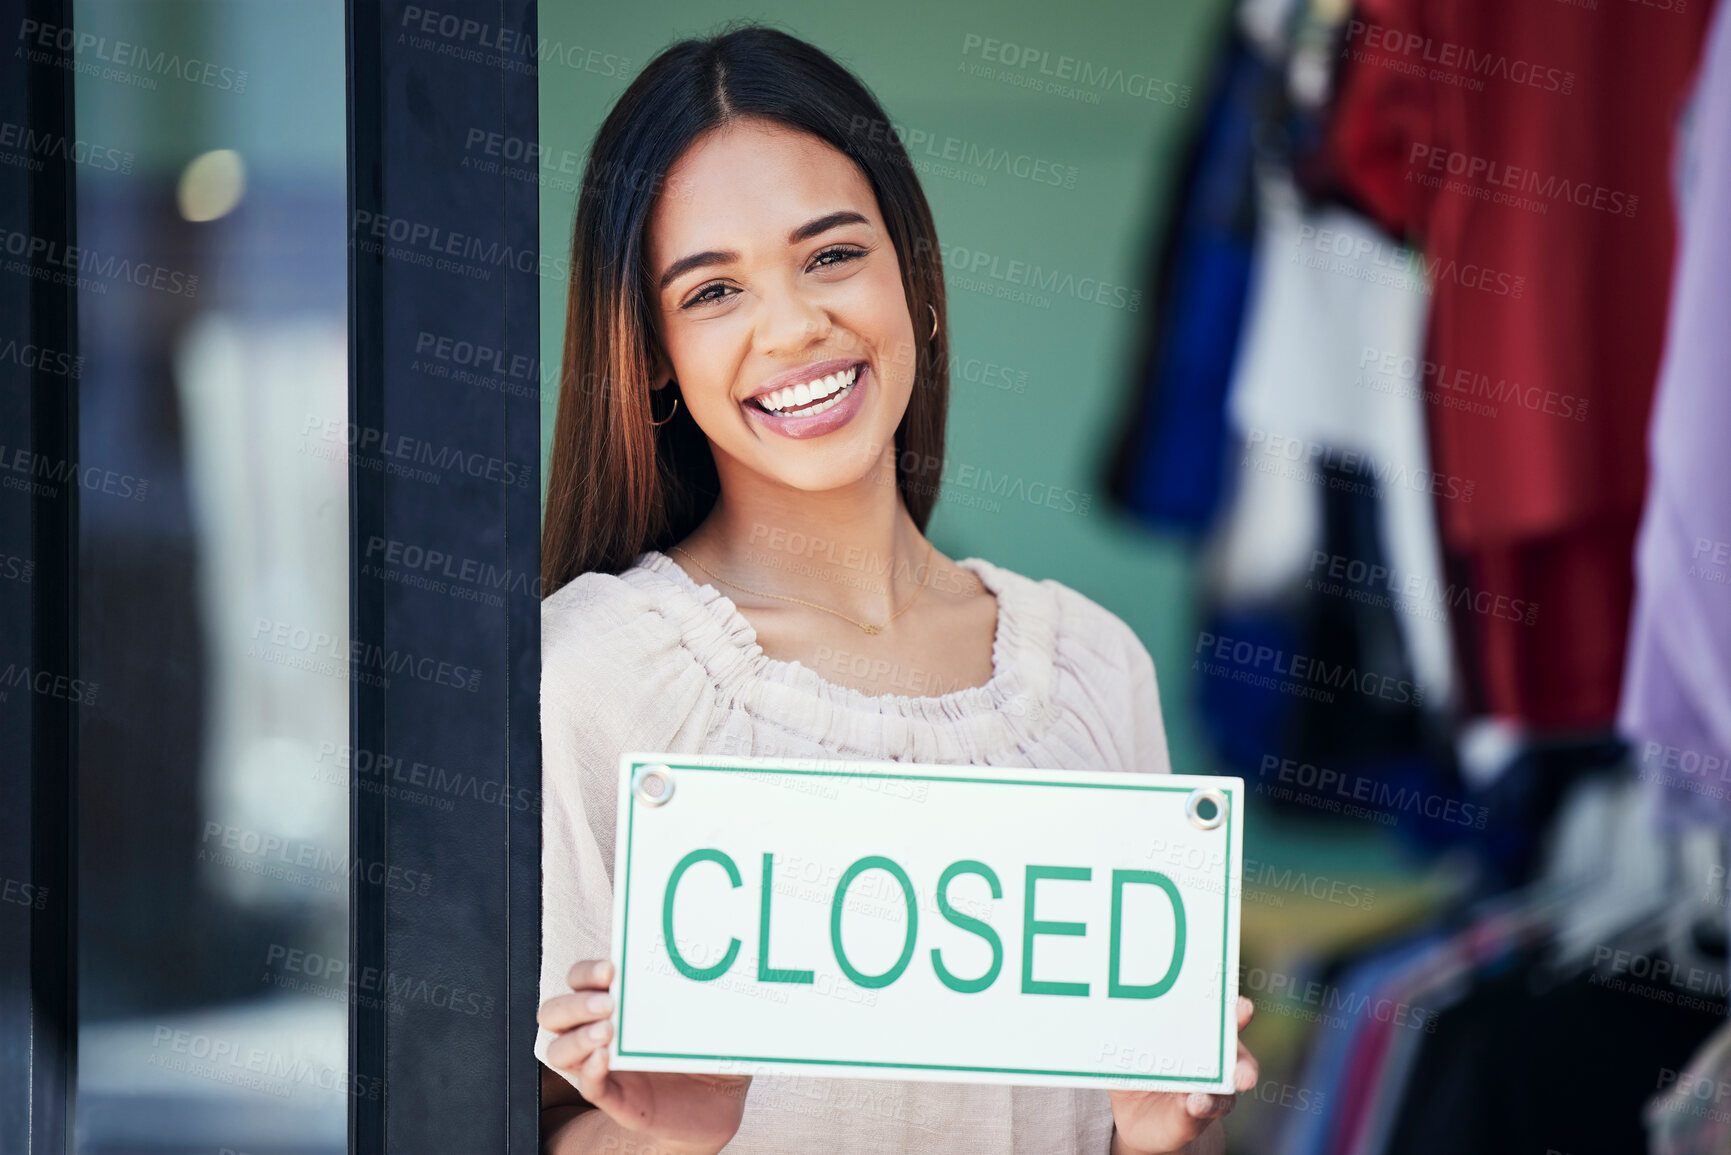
top-left (347, 1), bottom-right (541, 1151)
top-left (0, 0), bottom-right (80, 1150)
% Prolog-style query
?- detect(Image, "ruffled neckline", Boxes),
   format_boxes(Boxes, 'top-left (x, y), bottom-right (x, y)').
top-left (630, 547), bottom-right (1056, 737)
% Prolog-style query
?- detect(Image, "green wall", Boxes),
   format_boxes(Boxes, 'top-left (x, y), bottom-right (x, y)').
top-left (538, 2), bottom-right (1231, 776)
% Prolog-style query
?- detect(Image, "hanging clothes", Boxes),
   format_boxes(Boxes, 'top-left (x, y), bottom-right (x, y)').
top-left (1380, 943), bottom-right (1726, 1155)
top-left (1647, 1018), bottom-right (1731, 1155)
top-left (1176, 0), bottom-right (1463, 827)
top-left (1195, 179), bottom-right (1476, 854)
top-left (1311, 0), bottom-right (1715, 729)
top-left (1217, 175), bottom-right (1451, 710)
top-left (1270, 773), bottom-right (1731, 1155)
top-left (1105, 28), bottom-right (1267, 536)
top-left (1619, 0), bottom-right (1731, 834)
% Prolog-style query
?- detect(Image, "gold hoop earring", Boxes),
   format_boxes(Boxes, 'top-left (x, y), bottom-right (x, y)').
top-left (649, 390), bottom-right (679, 427)
top-left (927, 302), bottom-right (938, 341)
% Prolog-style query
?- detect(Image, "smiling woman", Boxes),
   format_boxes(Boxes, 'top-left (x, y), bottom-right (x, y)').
top-left (539, 38), bottom-right (947, 587)
top-left (535, 24), bottom-right (1255, 1155)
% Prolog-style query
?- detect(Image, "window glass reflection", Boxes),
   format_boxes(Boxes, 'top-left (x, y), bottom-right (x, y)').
top-left (70, 1), bottom-right (348, 1151)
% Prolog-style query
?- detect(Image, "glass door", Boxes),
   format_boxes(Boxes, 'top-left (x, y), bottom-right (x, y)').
top-left (65, 1), bottom-right (348, 1152)
top-left (3, 2), bottom-right (541, 1153)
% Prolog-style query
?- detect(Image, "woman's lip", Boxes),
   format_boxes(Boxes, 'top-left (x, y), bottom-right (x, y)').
top-left (745, 356), bottom-right (864, 403)
top-left (743, 362), bottom-right (870, 440)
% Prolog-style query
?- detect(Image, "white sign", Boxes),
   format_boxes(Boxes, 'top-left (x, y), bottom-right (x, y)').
top-left (607, 752), bottom-right (1243, 1093)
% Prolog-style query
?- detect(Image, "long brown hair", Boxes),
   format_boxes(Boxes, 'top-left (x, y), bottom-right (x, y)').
top-left (541, 24), bottom-right (949, 595)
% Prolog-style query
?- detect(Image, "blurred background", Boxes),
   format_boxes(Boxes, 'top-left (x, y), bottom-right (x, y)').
top-left (65, 0), bottom-right (348, 1151)
top-left (537, 1), bottom-right (1731, 1153)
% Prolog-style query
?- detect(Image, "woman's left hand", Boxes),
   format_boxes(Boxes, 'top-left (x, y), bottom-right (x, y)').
top-left (1106, 996), bottom-right (1259, 1155)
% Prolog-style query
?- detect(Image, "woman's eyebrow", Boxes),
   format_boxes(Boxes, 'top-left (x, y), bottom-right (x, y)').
top-left (788, 209), bottom-right (868, 245)
top-left (656, 210), bottom-right (871, 292)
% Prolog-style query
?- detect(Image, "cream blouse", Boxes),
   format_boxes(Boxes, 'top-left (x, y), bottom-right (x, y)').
top-left (536, 548), bottom-right (1175, 1154)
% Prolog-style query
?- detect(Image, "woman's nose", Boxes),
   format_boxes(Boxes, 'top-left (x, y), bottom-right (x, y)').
top-left (754, 288), bottom-right (831, 356)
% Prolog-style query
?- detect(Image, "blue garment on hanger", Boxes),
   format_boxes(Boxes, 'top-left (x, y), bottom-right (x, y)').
top-left (1108, 32), bottom-right (1266, 536)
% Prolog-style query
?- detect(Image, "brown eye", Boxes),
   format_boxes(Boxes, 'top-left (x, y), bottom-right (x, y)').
top-left (681, 282), bottom-right (736, 310)
top-left (810, 246), bottom-right (865, 270)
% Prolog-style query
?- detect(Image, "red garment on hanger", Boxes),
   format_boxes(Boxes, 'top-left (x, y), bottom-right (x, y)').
top-left (1446, 516), bottom-right (1640, 729)
top-left (1316, 0), bottom-right (1712, 727)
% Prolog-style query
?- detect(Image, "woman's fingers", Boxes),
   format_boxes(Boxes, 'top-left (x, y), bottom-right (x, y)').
top-left (1184, 1091), bottom-right (1237, 1119)
top-left (537, 988), bottom-right (614, 1034)
top-left (1233, 1038), bottom-right (1260, 1092)
top-left (1232, 997), bottom-right (1260, 1093)
top-left (537, 958), bottom-right (617, 1067)
top-left (566, 958), bottom-right (614, 992)
top-left (1184, 1011), bottom-right (1256, 1122)
top-left (576, 1027), bottom-right (618, 1111)
top-left (544, 1012), bottom-right (614, 1071)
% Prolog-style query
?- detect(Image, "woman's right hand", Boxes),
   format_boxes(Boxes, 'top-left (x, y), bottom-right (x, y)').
top-left (539, 959), bottom-right (752, 1155)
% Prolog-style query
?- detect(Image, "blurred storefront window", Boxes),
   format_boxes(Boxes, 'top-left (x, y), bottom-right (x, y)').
top-left (70, 2), bottom-right (347, 1151)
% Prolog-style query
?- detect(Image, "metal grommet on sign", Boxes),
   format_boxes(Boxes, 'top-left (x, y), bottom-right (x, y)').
top-left (1186, 787), bottom-right (1227, 831)
top-left (633, 764), bottom-right (675, 807)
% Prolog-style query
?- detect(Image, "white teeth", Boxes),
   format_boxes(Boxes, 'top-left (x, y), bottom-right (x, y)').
top-left (756, 365), bottom-right (860, 414)
top-left (799, 383), bottom-right (851, 416)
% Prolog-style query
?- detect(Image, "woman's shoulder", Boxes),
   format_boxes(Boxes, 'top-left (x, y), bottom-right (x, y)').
top-left (540, 555), bottom-right (695, 684)
top-left (539, 554), bottom-right (721, 757)
top-left (970, 556), bottom-right (1168, 773)
top-left (967, 556), bottom-right (1153, 673)
top-left (543, 563), bottom-right (648, 648)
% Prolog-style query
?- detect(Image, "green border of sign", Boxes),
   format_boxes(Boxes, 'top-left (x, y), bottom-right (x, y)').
top-left (617, 761), bottom-right (1234, 1084)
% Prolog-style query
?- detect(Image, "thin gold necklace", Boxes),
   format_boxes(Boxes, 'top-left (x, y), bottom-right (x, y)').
top-left (670, 539), bottom-right (937, 636)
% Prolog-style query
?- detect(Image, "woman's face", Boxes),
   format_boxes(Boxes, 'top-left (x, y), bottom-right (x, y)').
top-left (647, 117), bottom-right (918, 495)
